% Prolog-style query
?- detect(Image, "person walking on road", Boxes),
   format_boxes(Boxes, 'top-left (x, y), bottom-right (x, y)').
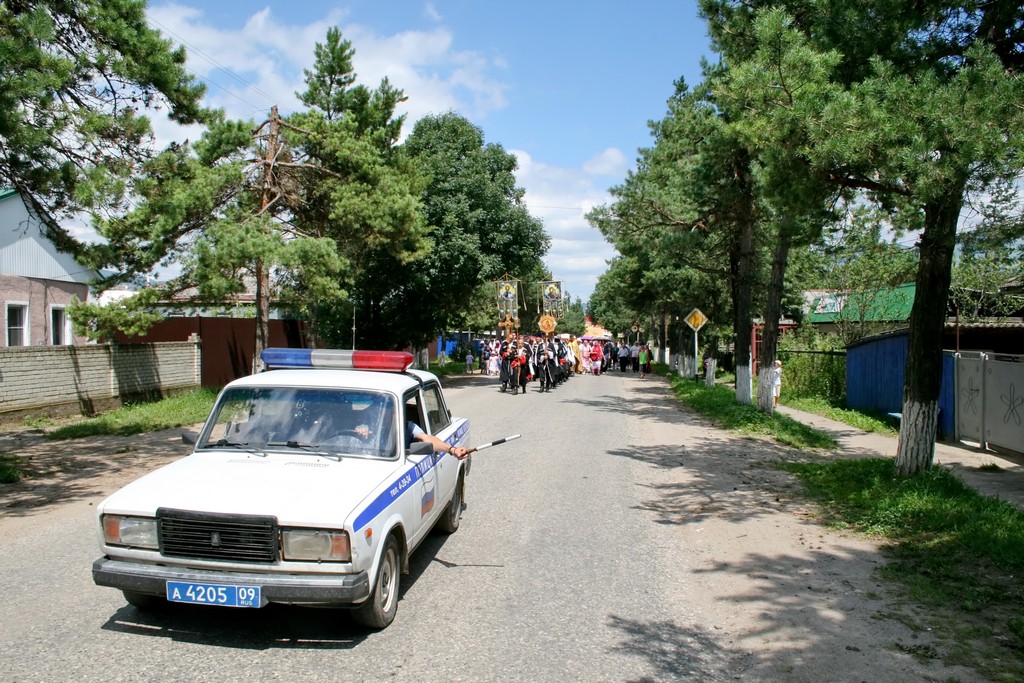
top-left (638, 345), bottom-right (650, 379)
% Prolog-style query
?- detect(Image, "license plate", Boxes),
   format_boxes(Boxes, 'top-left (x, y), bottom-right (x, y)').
top-left (166, 581), bottom-right (262, 608)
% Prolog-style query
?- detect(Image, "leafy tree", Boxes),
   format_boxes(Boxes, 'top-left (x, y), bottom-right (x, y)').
top-left (349, 112), bottom-right (547, 350)
top-left (704, 2), bottom-right (1024, 473)
top-left (789, 203), bottom-right (919, 345)
top-left (951, 179), bottom-right (1024, 321)
top-left (287, 28), bottom-right (428, 348)
top-left (589, 78), bottom-right (763, 401)
top-left (74, 115), bottom-right (345, 353)
top-left (560, 296), bottom-right (586, 337)
top-left (78, 27), bottom-right (426, 367)
top-left (950, 253), bottom-right (1024, 321)
top-left (588, 258), bottom-right (639, 337)
top-left (0, 0), bottom-right (208, 240)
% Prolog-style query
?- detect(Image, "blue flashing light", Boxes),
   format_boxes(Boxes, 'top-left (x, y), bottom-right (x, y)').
top-left (261, 348), bottom-right (313, 368)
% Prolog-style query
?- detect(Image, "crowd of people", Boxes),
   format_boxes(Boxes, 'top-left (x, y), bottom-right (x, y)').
top-left (474, 333), bottom-right (655, 395)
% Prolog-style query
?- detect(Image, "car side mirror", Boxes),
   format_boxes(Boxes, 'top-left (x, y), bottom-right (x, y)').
top-left (181, 431), bottom-right (198, 445)
top-left (407, 441), bottom-right (432, 456)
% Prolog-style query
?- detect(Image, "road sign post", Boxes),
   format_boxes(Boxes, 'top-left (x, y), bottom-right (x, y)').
top-left (683, 308), bottom-right (708, 381)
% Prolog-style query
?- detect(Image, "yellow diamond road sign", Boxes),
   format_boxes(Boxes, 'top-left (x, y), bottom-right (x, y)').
top-left (684, 308), bottom-right (708, 332)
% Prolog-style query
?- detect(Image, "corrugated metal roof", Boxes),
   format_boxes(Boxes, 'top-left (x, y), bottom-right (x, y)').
top-left (808, 284), bottom-right (915, 324)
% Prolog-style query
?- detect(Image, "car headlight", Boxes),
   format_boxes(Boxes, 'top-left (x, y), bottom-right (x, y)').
top-left (281, 528), bottom-right (351, 562)
top-left (102, 515), bottom-right (159, 549)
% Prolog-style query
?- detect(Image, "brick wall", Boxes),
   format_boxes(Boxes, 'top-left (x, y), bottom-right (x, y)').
top-left (0, 339), bottom-right (201, 417)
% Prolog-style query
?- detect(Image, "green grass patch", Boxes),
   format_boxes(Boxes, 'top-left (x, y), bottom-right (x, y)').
top-left (0, 453), bottom-right (24, 483)
top-left (781, 457), bottom-right (1024, 678)
top-left (429, 359), bottom-right (477, 379)
top-left (668, 375), bottom-right (836, 449)
top-left (22, 415), bottom-right (54, 430)
top-left (45, 388), bottom-right (219, 440)
top-left (782, 396), bottom-right (899, 436)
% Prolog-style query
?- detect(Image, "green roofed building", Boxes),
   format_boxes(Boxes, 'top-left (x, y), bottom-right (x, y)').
top-left (806, 284), bottom-right (916, 342)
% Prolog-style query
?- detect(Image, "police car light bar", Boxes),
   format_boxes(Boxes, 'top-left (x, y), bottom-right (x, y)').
top-left (261, 348), bottom-right (415, 372)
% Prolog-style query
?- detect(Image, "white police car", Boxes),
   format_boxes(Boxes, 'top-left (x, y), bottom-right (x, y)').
top-left (92, 348), bottom-right (470, 629)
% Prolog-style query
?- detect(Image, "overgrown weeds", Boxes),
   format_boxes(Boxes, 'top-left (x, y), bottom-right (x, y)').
top-left (45, 389), bottom-right (219, 440)
top-left (0, 454), bottom-right (23, 483)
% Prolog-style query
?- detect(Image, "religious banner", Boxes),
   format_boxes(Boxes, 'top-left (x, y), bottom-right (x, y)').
top-left (497, 279), bottom-right (519, 320)
top-left (540, 280), bottom-right (563, 316)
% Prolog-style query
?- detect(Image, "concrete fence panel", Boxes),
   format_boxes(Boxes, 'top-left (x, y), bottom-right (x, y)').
top-left (0, 340), bottom-right (201, 418)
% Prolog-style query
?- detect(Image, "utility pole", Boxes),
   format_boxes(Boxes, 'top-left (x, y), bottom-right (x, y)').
top-left (252, 105), bottom-right (280, 374)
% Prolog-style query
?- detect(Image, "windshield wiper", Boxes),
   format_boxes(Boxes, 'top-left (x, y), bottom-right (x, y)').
top-left (265, 441), bottom-right (341, 461)
top-left (205, 439), bottom-right (267, 457)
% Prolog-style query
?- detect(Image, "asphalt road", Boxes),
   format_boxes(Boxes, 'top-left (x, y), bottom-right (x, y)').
top-left (1, 367), bottom-right (992, 682)
top-left (0, 370), bottom-right (717, 683)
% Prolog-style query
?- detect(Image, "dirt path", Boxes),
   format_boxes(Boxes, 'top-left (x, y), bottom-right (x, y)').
top-left (0, 426), bottom-right (199, 542)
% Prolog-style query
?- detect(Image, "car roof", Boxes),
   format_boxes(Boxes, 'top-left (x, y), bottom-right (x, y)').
top-left (224, 368), bottom-right (439, 394)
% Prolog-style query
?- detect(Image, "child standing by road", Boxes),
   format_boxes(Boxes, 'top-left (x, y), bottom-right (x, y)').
top-left (772, 359), bottom-right (783, 405)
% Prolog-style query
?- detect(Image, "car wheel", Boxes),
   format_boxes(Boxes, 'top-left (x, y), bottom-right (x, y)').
top-left (353, 535), bottom-right (400, 629)
top-left (436, 474), bottom-right (463, 534)
top-left (122, 590), bottom-right (164, 611)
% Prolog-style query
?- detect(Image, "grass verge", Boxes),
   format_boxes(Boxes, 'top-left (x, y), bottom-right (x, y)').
top-left (780, 458), bottom-right (1024, 679)
top-left (0, 453), bottom-right (24, 483)
top-left (782, 396), bottom-right (898, 436)
top-left (667, 374), bottom-right (836, 449)
top-left (430, 359), bottom-right (478, 379)
top-left (45, 389), bottom-right (219, 440)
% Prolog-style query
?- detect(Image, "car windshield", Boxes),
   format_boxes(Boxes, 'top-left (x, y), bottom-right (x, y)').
top-left (199, 387), bottom-right (398, 459)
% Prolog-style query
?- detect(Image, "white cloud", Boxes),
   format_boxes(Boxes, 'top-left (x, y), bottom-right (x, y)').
top-left (582, 147), bottom-right (629, 177)
top-left (128, 5), bottom-right (615, 300)
top-left (424, 3), bottom-right (442, 22)
top-left (147, 3), bottom-right (508, 129)
top-left (513, 150), bottom-right (618, 302)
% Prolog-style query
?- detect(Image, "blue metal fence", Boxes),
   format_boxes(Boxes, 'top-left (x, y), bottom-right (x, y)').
top-left (846, 330), bottom-right (955, 438)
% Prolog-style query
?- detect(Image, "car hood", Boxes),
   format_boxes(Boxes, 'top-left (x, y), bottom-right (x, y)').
top-left (98, 450), bottom-right (401, 528)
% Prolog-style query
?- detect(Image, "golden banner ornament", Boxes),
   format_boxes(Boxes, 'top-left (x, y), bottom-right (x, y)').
top-left (538, 314), bottom-right (557, 334)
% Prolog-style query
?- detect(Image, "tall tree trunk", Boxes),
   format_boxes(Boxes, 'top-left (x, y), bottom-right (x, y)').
top-left (756, 227), bottom-right (792, 414)
top-left (731, 150), bottom-right (756, 405)
top-left (894, 176), bottom-right (966, 476)
top-left (658, 310), bottom-right (668, 363)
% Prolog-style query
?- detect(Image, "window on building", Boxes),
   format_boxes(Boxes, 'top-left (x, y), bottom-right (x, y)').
top-left (7, 304), bottom-right (28, 346)
top-left (51, 307), bottom-right (67, 345)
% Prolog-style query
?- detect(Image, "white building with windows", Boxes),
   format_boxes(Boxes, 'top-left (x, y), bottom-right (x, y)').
top-left (0, 189), bottom-right (97, 346)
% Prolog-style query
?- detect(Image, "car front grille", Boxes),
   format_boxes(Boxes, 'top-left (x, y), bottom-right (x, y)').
top-left (157, 508), bottom-right (279, 563)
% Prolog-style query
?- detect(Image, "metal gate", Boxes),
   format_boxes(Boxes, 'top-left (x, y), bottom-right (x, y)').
top-left (956, 352), bottom-right (1024, 454)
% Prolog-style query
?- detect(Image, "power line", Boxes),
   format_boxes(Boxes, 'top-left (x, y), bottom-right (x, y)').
top-left (148, 16), bottom-right (294, 116)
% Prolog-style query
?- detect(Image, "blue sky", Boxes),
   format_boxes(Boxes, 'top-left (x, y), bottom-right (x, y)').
top-left (145, 1), bottom-right (715, 303)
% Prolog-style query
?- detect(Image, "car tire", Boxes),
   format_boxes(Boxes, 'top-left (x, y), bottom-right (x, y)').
top-left (122, 590), bottom-right (164, 611)
top-left (436, 474), bottom-right (463, 534)
top-left (353, 535), bottom-right (400, 629)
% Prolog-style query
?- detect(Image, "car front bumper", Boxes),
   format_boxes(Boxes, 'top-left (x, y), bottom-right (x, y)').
top-left (92, 557), bottom-right (371, 606)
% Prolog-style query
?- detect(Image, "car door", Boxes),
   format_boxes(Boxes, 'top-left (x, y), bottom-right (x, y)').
top-left (403, 390), bottom-right (439, 543)
top-left (421, 382), bottom-right (462, 516)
